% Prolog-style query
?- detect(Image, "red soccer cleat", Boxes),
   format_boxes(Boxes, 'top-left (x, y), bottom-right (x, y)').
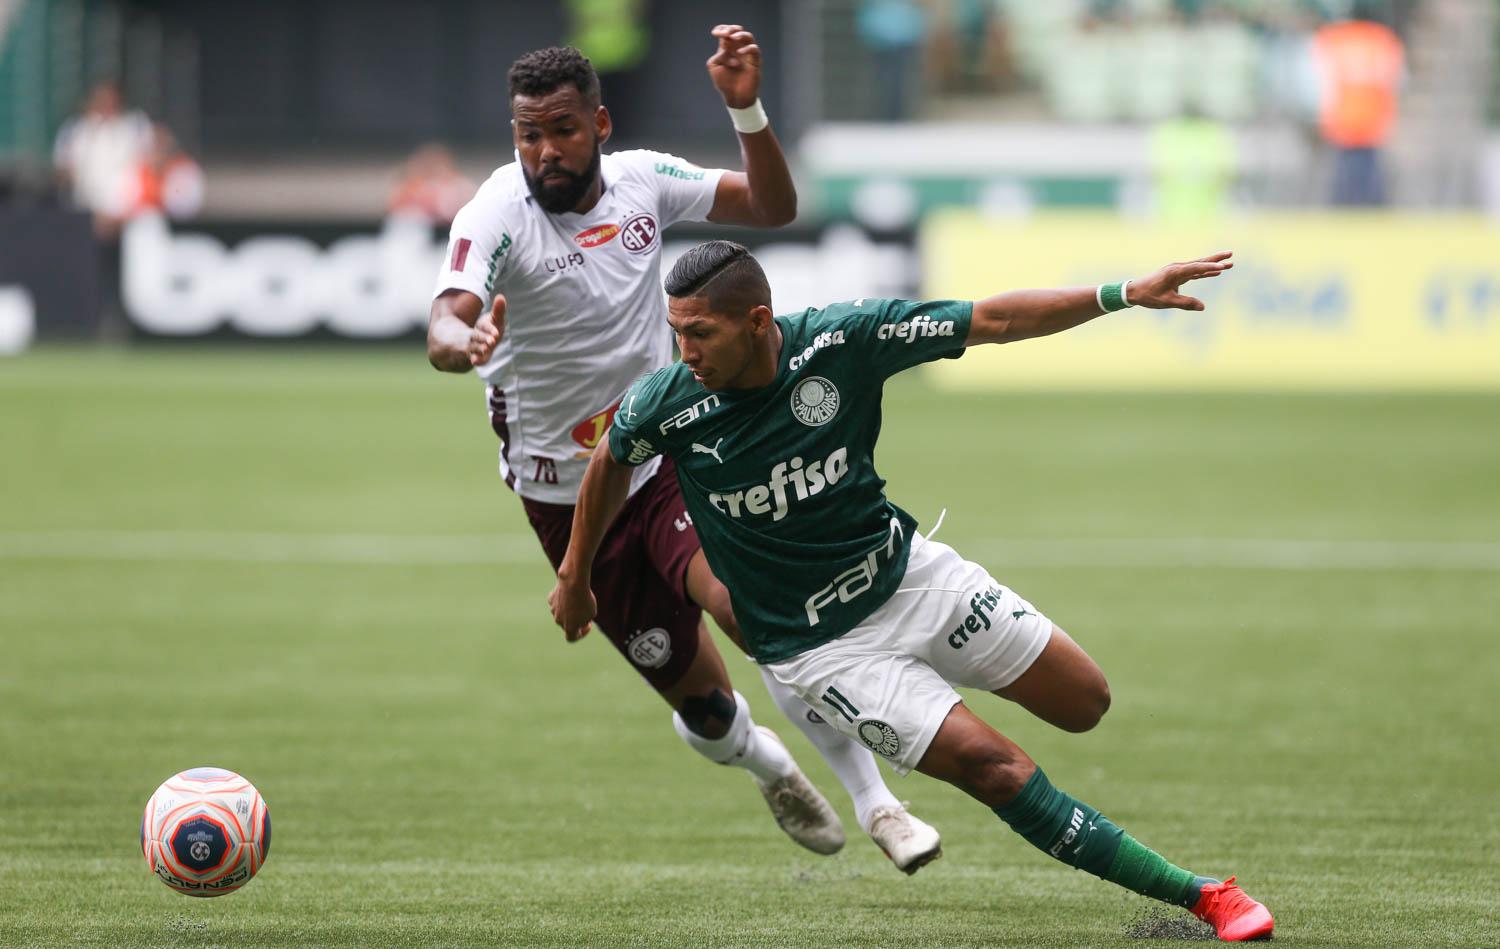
top-left (1191, 876), bottom-right (1275, 942)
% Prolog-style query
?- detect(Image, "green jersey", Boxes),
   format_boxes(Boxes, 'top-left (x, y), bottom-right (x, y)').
top-left (608, 298), bottom-right (972, 663)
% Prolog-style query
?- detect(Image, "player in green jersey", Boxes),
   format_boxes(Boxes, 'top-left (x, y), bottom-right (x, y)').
top-left (550, 240), bottom-right (1274, 942)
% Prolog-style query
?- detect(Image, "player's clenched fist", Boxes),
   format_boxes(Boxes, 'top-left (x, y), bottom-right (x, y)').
top-left (707, 24), bottom-right (762, 108)
top-left (469, 294), bottom-right (506, 366)
top-left (548, 576), bottom-right (597, 643)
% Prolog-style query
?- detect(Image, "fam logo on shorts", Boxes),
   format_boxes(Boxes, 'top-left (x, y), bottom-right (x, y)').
top-left (857, 719), bottom-right (901, 758)
top-left (790, 376), bottom-right (839, 427)
top-left (620, 213), bottom-right (659, 255)
top-left (627, 628), bottom-right (672, 668)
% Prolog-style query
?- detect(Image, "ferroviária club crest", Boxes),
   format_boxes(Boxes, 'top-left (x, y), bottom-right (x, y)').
top-left (790, 376), bottom-right (839, 427)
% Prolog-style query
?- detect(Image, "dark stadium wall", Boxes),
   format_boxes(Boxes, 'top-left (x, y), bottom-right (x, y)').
top-left (136, 0), bottom-right (785, 154)
top-left (0, 208), bottom-right (102, 339)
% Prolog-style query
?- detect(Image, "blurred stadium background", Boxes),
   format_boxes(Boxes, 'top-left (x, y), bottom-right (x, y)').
top-left (3, 1), bottom-right (1498, 946)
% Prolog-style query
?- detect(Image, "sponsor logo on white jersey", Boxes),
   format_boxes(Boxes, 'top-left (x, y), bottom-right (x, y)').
top-left (788, 330), bottom-right (846, 372)
top-left (877, 313), bottom-right (956, 343)
top-left (790, 376), bottom-right (839, 427)
top-left (574, 223), bottom-right (620, 248)
top-left (708, 447), bottom-right (849, 522)
top-left (658, 393), bottom-right (721, 434)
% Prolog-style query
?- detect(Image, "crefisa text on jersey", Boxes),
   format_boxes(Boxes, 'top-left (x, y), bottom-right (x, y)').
top-left (788, 329), bottom-right (846, 371)
top-left (707, 447), bottom-right (849, 521)
top-left (877, 314), bottom-right (956, 344)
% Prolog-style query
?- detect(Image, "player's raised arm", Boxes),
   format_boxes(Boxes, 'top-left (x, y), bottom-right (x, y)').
top-left (702, 24), bottom-right (796, 228)
top-left (965, 252), bottom-right (1234, 347)
top-left (549, 439), bottom-right (635, 641)
top-left (427, 291), bottom-right (507, 373)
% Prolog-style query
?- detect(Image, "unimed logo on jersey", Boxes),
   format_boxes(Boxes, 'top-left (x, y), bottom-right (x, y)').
top-left (574, 224), bottom-right (620, 249)
top-left (620, 213), bottom-right (659, 255)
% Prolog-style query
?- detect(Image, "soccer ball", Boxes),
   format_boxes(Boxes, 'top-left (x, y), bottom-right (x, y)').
top-left (141, 767), bottom-right (270, 897)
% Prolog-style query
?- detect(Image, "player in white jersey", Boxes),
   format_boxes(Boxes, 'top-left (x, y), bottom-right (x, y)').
top-left (426, 31), bottom-right (939, 870)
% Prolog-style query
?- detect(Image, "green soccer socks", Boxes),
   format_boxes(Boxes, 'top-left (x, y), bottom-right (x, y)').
top-left (993, 767), bottom-right (1214, 907)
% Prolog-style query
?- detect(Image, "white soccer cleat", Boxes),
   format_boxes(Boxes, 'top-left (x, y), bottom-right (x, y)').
top-left (752, 726), bottom-right (845, 855)
top-left (866, 803), bottom-right (942, 875)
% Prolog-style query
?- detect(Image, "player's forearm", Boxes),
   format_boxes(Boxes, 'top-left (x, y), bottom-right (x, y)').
top-left (967, 287), bottom-right (1110, 346)
top-left (735, 129), bottom-right (797, 227)
top-left (557, 444), bottom-right (634, 584)
top-left (427, 312), bottom-right (475, 373)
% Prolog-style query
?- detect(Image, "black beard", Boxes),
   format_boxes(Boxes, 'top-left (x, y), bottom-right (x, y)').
top-left (524, 146), bottom-right (602, 214)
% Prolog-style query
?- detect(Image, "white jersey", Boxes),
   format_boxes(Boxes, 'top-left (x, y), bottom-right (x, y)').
top-left (433, 150), bottom-right (725, 503)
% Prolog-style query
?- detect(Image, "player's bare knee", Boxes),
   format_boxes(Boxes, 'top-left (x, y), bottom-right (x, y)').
top-left (1055, 675), bottom-right (1111, 733)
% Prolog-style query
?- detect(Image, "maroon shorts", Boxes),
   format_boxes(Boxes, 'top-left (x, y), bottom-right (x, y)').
top-left (522, 458), bottom-right (703, 691)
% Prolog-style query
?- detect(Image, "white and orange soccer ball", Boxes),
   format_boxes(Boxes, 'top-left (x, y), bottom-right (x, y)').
top-left (141, 767), bottom-right (270, 897)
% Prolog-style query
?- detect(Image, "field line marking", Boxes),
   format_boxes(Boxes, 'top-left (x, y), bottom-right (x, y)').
top-left (0, 531), bottom-right (539, 565)
top-left (2, 531), bottom-right (1500, 570)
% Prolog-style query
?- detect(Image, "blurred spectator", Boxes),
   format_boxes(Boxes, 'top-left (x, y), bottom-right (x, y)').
top-left (929, 0), bottom-right (1009, 95)
top-left (52, 81), bottom-right (151, 238)
top-left (565, 0), bottom-right (648, 74)
top-left (1312, 16), bottom-right (1405, 206)
top-left (126, 124), bottom-right (204, 221)
top-left (388, 144), bottom-right (475, 226)
top-left (857, 0), bottom-right (929, 120)
top-left (1149, 110), bottom-right (1236, 220)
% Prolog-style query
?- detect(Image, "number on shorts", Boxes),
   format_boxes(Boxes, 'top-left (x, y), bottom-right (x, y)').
top-left (820, 685), bottom-right (860, 724)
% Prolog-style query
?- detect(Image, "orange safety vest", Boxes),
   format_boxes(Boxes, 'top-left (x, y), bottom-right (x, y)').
top-left (1314, 21), bottom-right (1404, 148)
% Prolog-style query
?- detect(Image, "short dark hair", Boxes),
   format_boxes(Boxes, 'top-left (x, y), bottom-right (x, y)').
top-left (508, 47), bottom-right (600, 104)
top-left (664, 241), bottom-right (772, 316)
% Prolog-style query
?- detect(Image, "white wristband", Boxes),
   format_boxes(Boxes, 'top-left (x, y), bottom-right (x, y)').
top-left (727, 99), bottom-right (769, 134)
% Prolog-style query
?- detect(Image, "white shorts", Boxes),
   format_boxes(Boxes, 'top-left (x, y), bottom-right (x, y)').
top-left (765, 536), bottom-right (1053, 775)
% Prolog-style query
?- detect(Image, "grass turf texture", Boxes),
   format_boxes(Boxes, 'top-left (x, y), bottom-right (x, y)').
top-left (1, 348), bottom-right (1497, 948)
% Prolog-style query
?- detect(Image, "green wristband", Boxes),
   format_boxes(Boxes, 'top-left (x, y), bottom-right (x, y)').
top-left (1097, 281), bottom-right (1130, 313)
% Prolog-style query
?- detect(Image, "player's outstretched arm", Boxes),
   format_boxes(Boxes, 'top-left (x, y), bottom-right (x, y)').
top-left (427, 290), bottom-right (506, 372)
top-left (703, 24), bottom-right (796, 228)
top-left (965, 252), bottom-right (1233, 347)
top-left (549, 440), bottom-right (634, 642)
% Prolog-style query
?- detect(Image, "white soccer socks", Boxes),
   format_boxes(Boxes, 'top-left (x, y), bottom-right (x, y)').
top-left (756, 665), bottom-right (901, 831)
top-left (672, 689), bottom-right (793, 783)
top-left (672, 690), bottom-right (844, 854)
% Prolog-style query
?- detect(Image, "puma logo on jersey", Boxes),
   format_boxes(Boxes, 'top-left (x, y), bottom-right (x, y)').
top-left (877, 313), bottom-right (956, 343)
top-left (692, 438), bottom-right (725, 464)
top-left (707, 447), bottom-right (849, 522)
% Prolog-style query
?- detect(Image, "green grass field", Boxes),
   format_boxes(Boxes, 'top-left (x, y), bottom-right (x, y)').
top-left (2, 349), bottom-right (1497, 948)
